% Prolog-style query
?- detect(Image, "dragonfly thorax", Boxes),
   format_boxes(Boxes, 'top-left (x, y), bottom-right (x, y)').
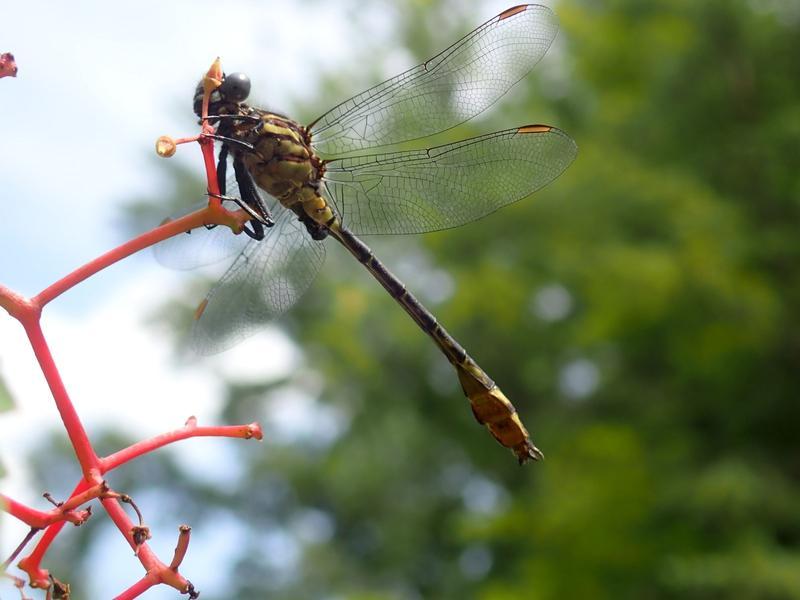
top-left (232, 111), bottom-right (335, 229)
top-left (196, 71), bottom-right (336, 232)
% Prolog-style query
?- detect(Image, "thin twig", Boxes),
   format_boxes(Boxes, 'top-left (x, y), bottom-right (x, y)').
top-left (2, 528), bottom-right (39, 571)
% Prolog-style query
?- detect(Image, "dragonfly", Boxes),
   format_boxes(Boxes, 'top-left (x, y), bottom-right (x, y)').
top-left (156, 4), bottom-right (577, 463)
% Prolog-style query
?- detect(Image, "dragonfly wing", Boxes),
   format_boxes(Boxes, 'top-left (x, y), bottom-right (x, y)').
top-left (190, 209), bottom-right (326, 355)
top-left (153, 170), bottom-right (282, 271)
top-left (309, 5), bottom-right (558, 156)
top-left (152, 200), bottom-right (251, 270)
top-left (322, 125), bottom-right (577, 235)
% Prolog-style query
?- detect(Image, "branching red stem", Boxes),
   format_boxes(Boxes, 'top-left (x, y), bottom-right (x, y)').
top-left (102, 417), bottom-right (263, 472)
top-left (103, 498), bottom-right (192, 596)
top-left (114, 575), bottom-right (157, 600)
top-left (22, 319), bottom-right (100, 479)
top-left (0, 494), bottom-right (89, 529)
top-left (16, 480), bottom-right (90, 588)
top-left (0, 59), bottom-right (256, 598)
top-left (34, 208), bottom-right (213, 307)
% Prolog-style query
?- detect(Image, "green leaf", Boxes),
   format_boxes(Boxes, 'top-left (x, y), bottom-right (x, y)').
top-left (0, 370), bottom-right (13, 413)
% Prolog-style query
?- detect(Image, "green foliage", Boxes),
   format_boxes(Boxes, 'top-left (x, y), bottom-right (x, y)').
top-left (39, 0), bottom-right (800, 597)
top-left (0, 369), bottom-right (13, 414)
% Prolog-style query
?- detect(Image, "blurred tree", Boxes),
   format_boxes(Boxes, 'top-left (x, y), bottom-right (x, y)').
top-left (0, 370), bottom-right (12, 414)
top-left (22, 0), bottom-right (800, 598)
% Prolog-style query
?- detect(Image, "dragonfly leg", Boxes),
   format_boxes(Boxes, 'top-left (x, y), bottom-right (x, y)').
top-left (205, 191), bottom-right (267, 240)
top-left (243, 220), bottom-right (265, 240)
top-left (207, 191), bottom-right (268, 223)
top-left (233, 154), bottom-right (275, 228)
top-left (202, 133), bottom-right (255, 152)
top-left (216, 143), bottom-right (229, 195)
top-left (206, 143), bottom-right (272, 241)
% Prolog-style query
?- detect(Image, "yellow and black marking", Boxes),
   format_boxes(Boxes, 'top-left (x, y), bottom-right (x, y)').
top-left (227, 110), bottom-right (335, 238)
top-left (218, 99), bottom-right (543, 463)
top-left (328, 220), bottom-right (542, 463)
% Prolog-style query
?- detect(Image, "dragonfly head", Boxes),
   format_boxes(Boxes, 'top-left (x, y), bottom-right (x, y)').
top-left (193, 71), bottom-right (252, 118)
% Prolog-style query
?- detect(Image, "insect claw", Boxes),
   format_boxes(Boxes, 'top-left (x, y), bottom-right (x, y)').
top-left (207, 191), bottom-right (273, 231)
top-left (201, 132), bottom-right (255, 152)
top-left (243, 221), bottom-right (266, 241)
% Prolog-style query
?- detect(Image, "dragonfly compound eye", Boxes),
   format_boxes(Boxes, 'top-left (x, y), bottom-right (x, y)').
top-left (192, 80), bottom-right (205, 117)
top-left (220, 72), bottom-right (251, 102)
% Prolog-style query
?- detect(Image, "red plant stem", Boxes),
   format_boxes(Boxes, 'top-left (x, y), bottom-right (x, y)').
top-left (103, 497), bottom-right (191, 595)
top-left (101, 497), bottom-right (157, 564)
top-left (33, 208), bottom-right (213, 308)
top-left (101, 418), bottom-right (263, 472)
top-left (1, 495), bottom-right (50, 528)
top-left (16, 480), bottom-right (91, 586)
top-left (200, 136), bottom-right (222, 201)
top-left (22, 318), bottom-right (100, 478)
top-left (12, 416), bottom-right (262, 582)
top-left (9, 418), bottom-right (261, 576)
top-left (115, 575), bottom-right (156, 600)
top-left (0, 494), bottom-right (86, 529)
top-left (169, 526), bottom-right (192, 570)
top-left (0, 284), bottom-right (30, 318)
top-left (2, 63), bottom-right (249, 594)
top-left (58, 482), bottom-right (106, 512)
top-left (173, 135), bottom-right (201, 145)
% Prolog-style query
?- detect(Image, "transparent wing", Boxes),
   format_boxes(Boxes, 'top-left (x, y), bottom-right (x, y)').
top-left (322, 125), bottom-right (577, 235)
top-left (309, 4), bottom-right (558, 156)
top-left (153, 200), bottom-right (251, 271)
top-left (153, 167), bottom-right (282, 271)
top-left (190, 209), bottom-right (326, 355)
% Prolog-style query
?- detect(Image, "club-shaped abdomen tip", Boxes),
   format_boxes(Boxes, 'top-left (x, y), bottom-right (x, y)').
top-left (517, 441), bottom-right (544, 464)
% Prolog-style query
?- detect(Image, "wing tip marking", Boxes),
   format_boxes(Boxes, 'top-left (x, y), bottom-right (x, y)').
top-left (498, 5), bottom-right (528, 20)
top-left (517, 124), bottom-right (552, 134)
top-left (194, 298), bottom-right (209, 320)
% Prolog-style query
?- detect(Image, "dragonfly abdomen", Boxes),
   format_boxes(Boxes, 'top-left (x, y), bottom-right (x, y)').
top-left (329, 222), bottom-right (464, 358)
top-left (328, 222), bottom-right (541, 462)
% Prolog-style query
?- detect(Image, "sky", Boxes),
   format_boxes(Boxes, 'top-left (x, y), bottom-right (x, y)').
top-left (0, 2), bottom-right (361, 596)
top-left (0, 0), bottom-right (535, 596)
